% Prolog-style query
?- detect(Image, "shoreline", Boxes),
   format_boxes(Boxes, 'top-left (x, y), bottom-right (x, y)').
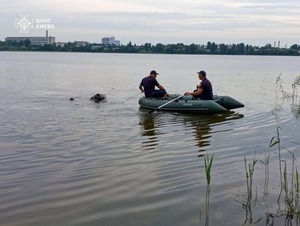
top-left (0, 49), bottom-right (299, 57)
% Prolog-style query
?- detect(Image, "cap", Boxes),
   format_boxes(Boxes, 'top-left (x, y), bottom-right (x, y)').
top-left (197, 70), bottom-right (206, 76)
top-left (150, 70), bottom-right (159, 75)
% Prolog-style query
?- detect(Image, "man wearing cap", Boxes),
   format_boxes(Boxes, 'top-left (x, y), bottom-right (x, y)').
top-left (139, 70), bottom-right (167, 98)
top-left (185, 70), bottom-right (213, 100)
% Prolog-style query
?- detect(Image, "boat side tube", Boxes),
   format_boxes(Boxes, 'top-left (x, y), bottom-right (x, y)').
top-left (139, 97), bottom-right (229, 114)
top-left (213, 96), bottom-right (245, 110)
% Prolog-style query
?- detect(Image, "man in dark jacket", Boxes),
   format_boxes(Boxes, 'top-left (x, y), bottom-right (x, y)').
top-left (185, 70), bottom-right (213, 100)
top-left (139, 70), bottom-right (167, 98)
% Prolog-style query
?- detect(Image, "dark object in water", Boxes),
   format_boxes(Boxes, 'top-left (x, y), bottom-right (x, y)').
top-left (90, 93), bottom-right (106, 103)
top-left (69, 97), bottom-right (74, 101)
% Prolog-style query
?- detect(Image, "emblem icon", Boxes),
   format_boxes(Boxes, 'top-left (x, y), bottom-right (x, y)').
top-left (15, 14), bottom-right (34, 33)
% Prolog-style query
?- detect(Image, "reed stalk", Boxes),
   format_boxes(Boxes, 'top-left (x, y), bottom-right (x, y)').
top-left (203, 154), bottom-right (214, 226)
top-left (244, 156), bottom-right (257, 210)
top-left (204, 154), bottom-right (214, 186)
top-left (269, 126), bottom-right (284, 209)
top-left (296, 168), bottom-right (299, 194)
top-left (274, 73), bottom-right (283, 109)
top-left (205, 185), bottom-right (210, 226)
top-left (260, 154), bottom-right (270, 198)
top-left (295, 168), bottom-right (300, 220)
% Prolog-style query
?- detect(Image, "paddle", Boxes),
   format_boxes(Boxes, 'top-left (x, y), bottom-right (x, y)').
top-left (148, 94), bottom-right (185, 113)
top-left (121, 92), bottom-right (142, 104)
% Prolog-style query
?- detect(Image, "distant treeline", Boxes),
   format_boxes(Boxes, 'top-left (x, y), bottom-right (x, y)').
top-left (1, 40), bottom-right (300, 56)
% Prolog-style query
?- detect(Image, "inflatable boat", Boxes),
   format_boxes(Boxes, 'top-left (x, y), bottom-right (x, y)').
top-left (138, 94), bottom-right (244, 114)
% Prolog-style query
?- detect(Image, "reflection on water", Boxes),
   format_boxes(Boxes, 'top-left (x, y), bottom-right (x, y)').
top-left (139, 112), bottom-right (160, 151)
top-left (139, 110), bottom-right (244, 226)
top-left (139, 108), bottom-right (244, 157)
top-left (183, 113), bottom-right (244, 157)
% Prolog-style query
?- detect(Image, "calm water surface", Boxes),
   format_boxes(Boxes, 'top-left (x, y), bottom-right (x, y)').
top-left (0, 52), bottom-right (300, 226)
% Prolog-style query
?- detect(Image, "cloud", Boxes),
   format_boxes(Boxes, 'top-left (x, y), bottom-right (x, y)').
top-left (1, 0), bottom-right (300, 46)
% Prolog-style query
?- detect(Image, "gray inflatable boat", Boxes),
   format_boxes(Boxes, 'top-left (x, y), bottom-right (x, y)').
top-left (139, 94), bottom-right (244, 114)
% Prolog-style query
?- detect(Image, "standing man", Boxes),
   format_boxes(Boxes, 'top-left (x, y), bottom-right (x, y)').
top-left (185, 70), bottom-right (213, 100)
top-left (139, 70), bottom-right (167, 98)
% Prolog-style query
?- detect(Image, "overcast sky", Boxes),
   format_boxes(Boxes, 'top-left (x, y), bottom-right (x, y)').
top-left (1, 0), bottom-right (300, 46)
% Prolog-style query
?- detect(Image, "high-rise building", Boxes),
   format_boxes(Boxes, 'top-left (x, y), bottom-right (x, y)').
top-left (102, 37), bottom-right (120, 46)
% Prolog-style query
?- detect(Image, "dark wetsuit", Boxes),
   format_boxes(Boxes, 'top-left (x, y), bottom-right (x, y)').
top-left (140, 76), bottom-right (166, 98)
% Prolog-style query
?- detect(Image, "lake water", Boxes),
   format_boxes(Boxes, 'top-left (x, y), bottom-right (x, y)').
top-left (0, 52), bottom-right (300, 226)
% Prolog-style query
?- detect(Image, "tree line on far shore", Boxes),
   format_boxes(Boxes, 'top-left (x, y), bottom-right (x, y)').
top-left (1, 40), bottom-right (300, 56)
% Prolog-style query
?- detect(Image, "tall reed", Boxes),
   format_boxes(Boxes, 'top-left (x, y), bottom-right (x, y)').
top-left (269, 126), bottom-right (284, 209)
top-left (260, 154), bottom-right (270, 197)
top-left (244, 156), bottom-right (258, 207)
top-left (203, 154), bottom-right (214, 226)
top-left (204, 154), bottom-right (214, 186)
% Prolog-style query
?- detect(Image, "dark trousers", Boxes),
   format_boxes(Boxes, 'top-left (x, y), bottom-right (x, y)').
top-left (149, 90), bottom-right (167, 98)
top-left (192, 90), bottom-right (213, 100)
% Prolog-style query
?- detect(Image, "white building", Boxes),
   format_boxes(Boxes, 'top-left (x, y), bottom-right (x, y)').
top-left (91, 45), bottom-right (102, 50)
top-left (75, 41), bottom-right (89, 47)
top-left (5, 30), bottom-right (55, 45)
top-left (102, 37), bottom-right (120, 46)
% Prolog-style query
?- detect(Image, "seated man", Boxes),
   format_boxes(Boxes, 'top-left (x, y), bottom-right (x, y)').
top-left (139, 70), bottom-right (167, 98)
top-left (185, 70), bottom-right (213, 100)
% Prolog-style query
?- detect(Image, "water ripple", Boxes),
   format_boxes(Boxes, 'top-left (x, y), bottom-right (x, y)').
top-left (1, 53), bottom-right (300, 226)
